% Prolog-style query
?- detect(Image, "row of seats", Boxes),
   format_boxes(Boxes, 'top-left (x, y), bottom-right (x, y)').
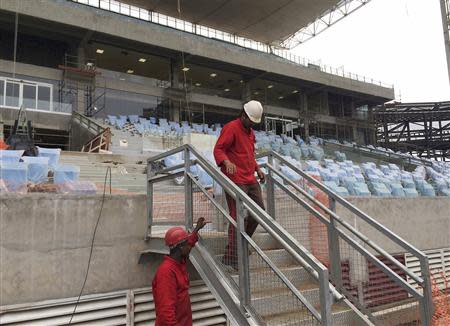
top-left (159, 126), bottom-right (450, 197)
top-left (254, 132), bottom-right (450, 198)
top-left (105, 115), bottom-right (222, 137)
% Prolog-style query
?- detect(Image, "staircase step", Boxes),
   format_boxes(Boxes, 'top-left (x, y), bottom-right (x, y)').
top-left (231, 265), bottom-right (313, 292)
top-left (251, 281), bottom-right (320, 316)
top-left (248, 248), bottom-right (295, 268)
top-left (263, 304), bottom-right (357, 326)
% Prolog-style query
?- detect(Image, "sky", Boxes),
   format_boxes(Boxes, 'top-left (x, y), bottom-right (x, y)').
top-left (291, 0), bottom-right (450, 102)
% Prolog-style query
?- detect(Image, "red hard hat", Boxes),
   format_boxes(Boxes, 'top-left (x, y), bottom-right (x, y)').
top-left (165, 227), bottom-right (189, 248)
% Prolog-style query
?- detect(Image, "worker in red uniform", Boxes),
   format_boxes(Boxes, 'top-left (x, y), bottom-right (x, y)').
top-left (152, 217), bottom-right (206, 326)
top-left (213, 100), bottom-right (265, 270)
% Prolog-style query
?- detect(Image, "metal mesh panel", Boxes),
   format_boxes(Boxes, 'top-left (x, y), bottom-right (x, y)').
top-left (152, 179), bottom-right (185, 224)
top-left (192, 181), bottom-right (240, 288)
top-left (273, 185), bottom-right (312, 251)
top-left (190, 170), bottom-right (325, 324)
top-left (337, 227), bottom-right (422, 326)
top-left (266, 159), bottom-right (428, 325)
top-left (248, 241), bottom-right (321, 326)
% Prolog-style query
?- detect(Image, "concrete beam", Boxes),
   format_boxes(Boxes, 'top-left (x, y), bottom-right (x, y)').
top-left (0, 0), bottom-right (395, 100)
top-left (0, 106), bottom-right (71, 131)
top-left (0, 59), bottom-right (61, 81)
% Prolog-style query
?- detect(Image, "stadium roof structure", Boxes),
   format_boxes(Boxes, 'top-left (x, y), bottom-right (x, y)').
top-left (120, 0), bottom-right (344, 45)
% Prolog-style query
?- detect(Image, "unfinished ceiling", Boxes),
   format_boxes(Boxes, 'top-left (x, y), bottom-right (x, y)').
top-left (119, 0), bottom-right (340, 44)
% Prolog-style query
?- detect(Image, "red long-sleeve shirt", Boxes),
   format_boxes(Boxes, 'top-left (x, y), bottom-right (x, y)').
top-left (214, 118), bottom-right (258, 185)
top-left (152, 232), bottom-right (199, 326)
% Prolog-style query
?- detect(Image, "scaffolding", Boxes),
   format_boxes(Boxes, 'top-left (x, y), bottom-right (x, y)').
top-left (373, 101), bottom-right (450, 161)
top-left (264, 116), bottom-right (298, 138)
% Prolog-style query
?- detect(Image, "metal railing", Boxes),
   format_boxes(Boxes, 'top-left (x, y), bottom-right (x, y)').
top-left (70, 0), bottom-right (394, 89)
top-left (259, 151), bottom-right (433, 325)
top-left (146, 144), bottom-right (343, 325)
top-left (72, 111), bottom-right (106, 136)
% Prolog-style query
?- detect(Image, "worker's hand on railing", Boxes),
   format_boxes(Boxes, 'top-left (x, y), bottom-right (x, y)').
top-left (223, 160), bottom-right (237, 175)
top-left (257, 168), bottom-right (266, 184)
top-left (194, 217), bottom-right (207, 232)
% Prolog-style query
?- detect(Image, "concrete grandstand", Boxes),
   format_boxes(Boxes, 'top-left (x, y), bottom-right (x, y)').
top-left (0, 1), bottom-right (449, 325)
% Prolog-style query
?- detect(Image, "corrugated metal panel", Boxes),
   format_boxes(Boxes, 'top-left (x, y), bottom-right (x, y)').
top-left (133, 283), bottom-right (226, 326)
top-left (405, 247), bottom-right (450, 290)
top-left (0, 281), bottom-right (226, 326)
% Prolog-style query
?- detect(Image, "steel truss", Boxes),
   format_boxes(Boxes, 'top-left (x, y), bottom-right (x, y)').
top-left (280, 0), bottom-right (372, 49)
top-left (373, 101), bottom-right (450, 161)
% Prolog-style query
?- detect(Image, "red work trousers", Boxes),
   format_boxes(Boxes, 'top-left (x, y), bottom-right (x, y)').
top-left (223, 183), bottom-right (265, 266)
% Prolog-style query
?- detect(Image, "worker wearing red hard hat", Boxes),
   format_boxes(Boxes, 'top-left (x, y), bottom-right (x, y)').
top-left (152, 217), bottom-right (206, 326)
top-left (213, 100), bottom-right (266, 270)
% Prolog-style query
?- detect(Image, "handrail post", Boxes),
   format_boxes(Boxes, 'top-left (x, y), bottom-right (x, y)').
top-left (419, 255), bottom-right (433, 325)
top-left (146, 161), bottom-right (155, 240)
top-left (318, 269), bottom-right (333, 325)
top-left (266, 153), bottom-right (276, 218)
top-left (184, 148), bottom-right (193, 229)
top-left (236, 195), bottom-right (251, 309)
top-left (327, 197), bottom-right (343, 291)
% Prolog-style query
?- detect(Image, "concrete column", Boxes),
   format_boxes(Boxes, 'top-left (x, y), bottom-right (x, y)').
top-left (321, 90), bottom-right (329, 115)
top-left (169, 60), bottom-right (181, 122)
top-left (352, 125), bottom-right (359, 144)
top-left (169, 100), bottom-right (180, 122)
top-left (241, 81), bottom-right (252, 103)
top-left (76, 47), bottom-right (86, 68)
top-left (301, 92), bottom-right (309, 139)
top-left (170, 59), bottom-right (181, 89)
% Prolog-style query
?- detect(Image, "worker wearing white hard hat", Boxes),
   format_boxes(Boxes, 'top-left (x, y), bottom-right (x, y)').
top-left (213, 100), bottom-right (266, 270)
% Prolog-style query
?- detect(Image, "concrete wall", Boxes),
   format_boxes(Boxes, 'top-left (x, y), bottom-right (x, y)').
top-left (338, 197), bottom-right (450, 254)
top-left (0, 193), bottom-right (198, 306)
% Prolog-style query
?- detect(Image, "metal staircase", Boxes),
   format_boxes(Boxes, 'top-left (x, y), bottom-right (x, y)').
top-left (142, 145), bottom-right (434, 325)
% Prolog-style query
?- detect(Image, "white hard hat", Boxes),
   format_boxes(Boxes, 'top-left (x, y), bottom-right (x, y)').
top-left (243, 100), bottom-right (263, 123)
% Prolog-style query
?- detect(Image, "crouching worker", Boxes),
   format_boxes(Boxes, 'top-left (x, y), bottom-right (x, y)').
top-left (152, 217), bottom-right (206, 326)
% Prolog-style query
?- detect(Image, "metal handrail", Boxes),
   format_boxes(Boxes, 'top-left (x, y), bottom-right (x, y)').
top-left (147, 144), bottom-right (340, 324)
top-left (72, 111), bottom-right (106, 135)
top-left (268, 150), bottom-right (427, 261)
top-left (187, 172), bottom-right (322, 321)
top-left (265, 163), bottom-right (425, 287)
top-left (149, 145), bottom-right (333, 280)
top-left (262, 150), bottom-right (433, 324)
top-left (269, 167), bottom-right (424, 299)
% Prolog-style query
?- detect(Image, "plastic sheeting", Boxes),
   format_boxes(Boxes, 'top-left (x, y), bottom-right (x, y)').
top-left (57, 181), bottom-right (97, 194)
top-left (0, 150), bottom-right (24, 163)
top-left (38, 147), bottom-right (61, 168)
top-left (404, 188), bottom-right (419, 198)
top-left (21, 156), bottom-right (49, 183)
top-left (334, 151), bottom-right (346, 162)
top-left (54, 165), bottom-right (80, 184)
top-left (0, 162), bottom-right (28, 184)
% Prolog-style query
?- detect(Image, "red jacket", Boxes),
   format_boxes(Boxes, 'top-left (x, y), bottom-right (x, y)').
top-left (214, 118), bottom-right (258, 184)
top-left (152, 232), bottom-right (199, 326)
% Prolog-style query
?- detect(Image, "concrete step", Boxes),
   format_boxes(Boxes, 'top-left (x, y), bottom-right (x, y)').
top-left (250, 282), bottom-right (321, 315)
top-left (231, 265), bottom-right (313, 293)
top-left (200, 232), bottom-right (284, 257)
top-left (263, 303), bottom-right (358, 326)
top-left (248, 249), bottom-right (295, 268)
